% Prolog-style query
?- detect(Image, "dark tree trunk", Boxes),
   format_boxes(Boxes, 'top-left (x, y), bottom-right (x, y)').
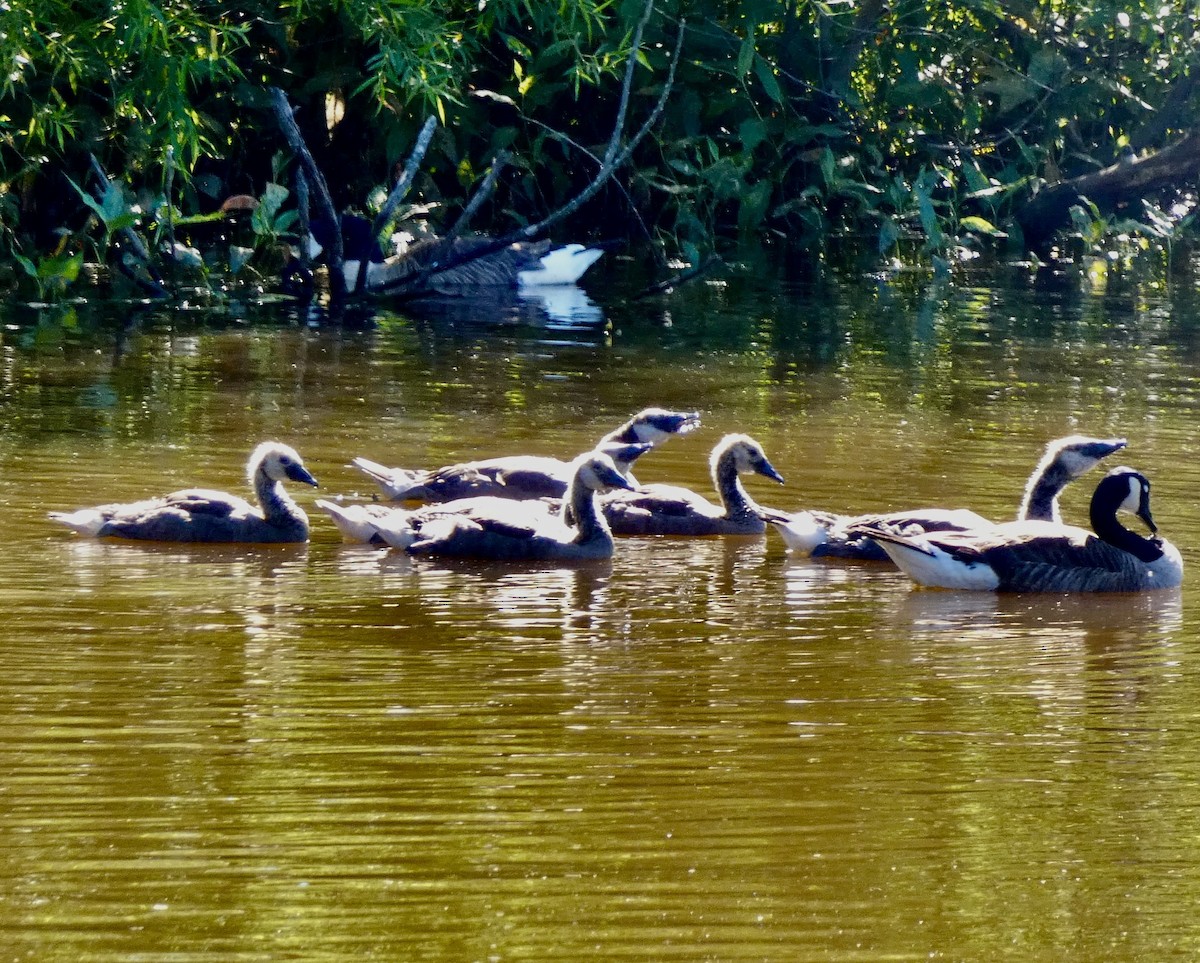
top-left (1014, 129), bottom-right (1200, 247)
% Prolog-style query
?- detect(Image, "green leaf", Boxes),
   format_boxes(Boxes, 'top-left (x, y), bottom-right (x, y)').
top-left (959, 215), bottom-right (1007, 237)
top-left (736, 24), bottom-right (757, 80)
top-left (739, 118), bottom-right (767, 153)
top-left (753, 57), bottom-right (784, 105)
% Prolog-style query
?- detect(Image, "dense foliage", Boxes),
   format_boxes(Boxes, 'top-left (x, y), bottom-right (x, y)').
top-left (1, 0), bottom-right (1198, 296)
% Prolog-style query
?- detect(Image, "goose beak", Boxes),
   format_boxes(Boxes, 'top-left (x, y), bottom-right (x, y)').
top-left (608, 472), bottom-right (637, 492)
top-left (759, 460), bottom-right (785, 485)
top-left (1134, 481), bottom-right (1157, 533)
top-left (598, 464), bottom-right (637, 492)
top-left (1086, 438), bottom-right (1128, 459)
top-left (602, 441), bottom-right (654, 470)
top-left (669, 411), bottom-right (703, 435)
top-left (287, 463), bottom-right (319, 488)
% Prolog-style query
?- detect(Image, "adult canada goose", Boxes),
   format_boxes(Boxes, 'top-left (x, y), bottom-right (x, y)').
top-left (353, 408), bottom-right (700, 503)
top-left (598, 433), bottom-right (785, 537)
top-left (48, 442), bottom-right (318, 543)
top-left (851, 466), bottom-right (1181, 592)
top-left (304, 214), bottom-right (609, 296)
top-left (761, 434), bottom-right (1127, 559)
top-left (377, 450), bottom-right (635, 561)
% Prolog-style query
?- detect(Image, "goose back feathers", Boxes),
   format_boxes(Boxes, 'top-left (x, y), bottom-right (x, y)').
top-left (854, 467), bottom-right (1182, 592)
top-left (49, 442), bottom-right (318, 543)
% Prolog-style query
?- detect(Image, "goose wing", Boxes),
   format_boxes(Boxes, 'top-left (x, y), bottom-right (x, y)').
top-left (602, 483), bottom-right (717, 521)
top-left (421, 455), bottom-right (569, 500)
top-left (156, 487), bottom-right (256, 519)
top-left (412, 497), bottom-right (555, 541)
top-left (932, 524), bottom-right (1154, 592)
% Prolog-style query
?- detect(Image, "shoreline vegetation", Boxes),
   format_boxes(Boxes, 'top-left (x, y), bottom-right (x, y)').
top-left (1, 0), bottom-right (1198, 308)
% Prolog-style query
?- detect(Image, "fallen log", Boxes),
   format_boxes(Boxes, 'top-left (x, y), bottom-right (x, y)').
top-left (1014, 129), bottom-right (1200, 247)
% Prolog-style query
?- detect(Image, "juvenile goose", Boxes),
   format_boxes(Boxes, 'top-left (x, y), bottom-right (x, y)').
top-left (305, 215), bottom-right (609, 295)
top-left (762, 434), bottom-right (1127, 559)
top-left (852, 466), bottom-right (1181, 593)
top-left (322, 491), bottom-right (578, 545)
top-left (353, 408), bottom-right (700, 503)
top-left (388, 450), bottom-right (635, 561)
top-left (599, 433), bottom-right (785, 537)
top-left (49, 442), bottom-right (318, 543)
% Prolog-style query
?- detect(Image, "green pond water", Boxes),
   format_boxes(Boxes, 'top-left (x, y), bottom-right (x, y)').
top-left (3, 258), bottom-right (1200, 960)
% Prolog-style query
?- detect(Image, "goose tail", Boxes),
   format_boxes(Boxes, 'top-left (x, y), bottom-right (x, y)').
top-left (758, 507), bottom-right (829, 555)
top-left (847, 523), bottom-right (1001, 590)
top-left (314, 499), bottom-right (381, 544)
top-left (517, 243), bottom-right (608, 287)
top-left (351, 457), bottom-right (424, 501)
top-left (48, 509), bottom-right (108, 538)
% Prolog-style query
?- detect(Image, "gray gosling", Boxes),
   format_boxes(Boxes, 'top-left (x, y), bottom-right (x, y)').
top-left (352, 407), bottom-right (700, 503)
top-left (394, 450), bottom-right (636, 561)
top-left (599, 433), bottom-right (785, 537)
top-left (49, 441), bottom-right (318, 543)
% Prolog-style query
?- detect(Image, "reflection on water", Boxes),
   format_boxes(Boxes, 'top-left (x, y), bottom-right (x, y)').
top-left (3, 265), bottom-right (1200, 960)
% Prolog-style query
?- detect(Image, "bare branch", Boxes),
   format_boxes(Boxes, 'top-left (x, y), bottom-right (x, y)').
top-left (516, 118), bottom-right (657, 255)
top-left (605, 0), bottom-right (655, 167)
top-left (632, 254), bottom-right (724, 299)
top-left (403, 152), bottom-right (511, 294)
top-left (449, 151), bottom-right (508, 240)
top-left (371, 115), bottom-right (439, 240)
top-left (267, 87), bottom-right (346, 302)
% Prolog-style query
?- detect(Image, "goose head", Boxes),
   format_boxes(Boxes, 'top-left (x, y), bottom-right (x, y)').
top-left (1095, 466), bottom-right (1156, 531)
top-left (1090, 466), bottom-right (1163, 562)
top-left (612, 408), bottom-right (702, 445)
top-left (713, 434), bottom-right (786, 485)
top-left (575, 451), bottom-right (638, 493)
top-left (249, 442), bottom-right (319, 488)
top-left (1048, 435), bottom-right (1129, 477)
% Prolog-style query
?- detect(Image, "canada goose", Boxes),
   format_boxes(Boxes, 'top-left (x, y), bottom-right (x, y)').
top-left (353, 408), bottom-right (700, 503)
top-left (305, 215), bottom-right (609, 295)
top-left (599, 433), bottom-right (785, 537)
top-left (389, 450), bottom-right (635, 560)
top-left (762, 434), bottom-right (1127, 559)
top-left (49, 442), bottom-right (318, 543)
top-left (851, 466), bottom-right (1181, 592)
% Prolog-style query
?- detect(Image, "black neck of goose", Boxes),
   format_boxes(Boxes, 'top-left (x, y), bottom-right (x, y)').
top-left (255, 469), bottom-right (307, 528)
top-left (1020, 461), bottom-right (1071, 522)
top-left (1090, 501), bottom-right (1164, 563)
top-left (713, 450), bottom-right (755, 517)
top-left (563, 475), bottom-right (613, 545)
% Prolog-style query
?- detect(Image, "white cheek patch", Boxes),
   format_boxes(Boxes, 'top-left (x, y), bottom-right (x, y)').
top-left (1057, 449), bottom-right (1096, 476)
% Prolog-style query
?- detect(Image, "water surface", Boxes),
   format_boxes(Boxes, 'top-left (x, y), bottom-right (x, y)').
top-left (3, 262), bottom-right (1200, 960)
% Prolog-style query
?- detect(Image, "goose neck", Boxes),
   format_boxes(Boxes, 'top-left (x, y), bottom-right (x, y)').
top-left (256, 469), bottom-right (307, 529)
top-left (1020, 461), bottom-right (1070, 522)
top-left (713, 452), bottom-right (754, 516)
top-left (563, 476), bottom-right (613, 545)
top-left (1090, 502), bottom-right (1163, 563)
